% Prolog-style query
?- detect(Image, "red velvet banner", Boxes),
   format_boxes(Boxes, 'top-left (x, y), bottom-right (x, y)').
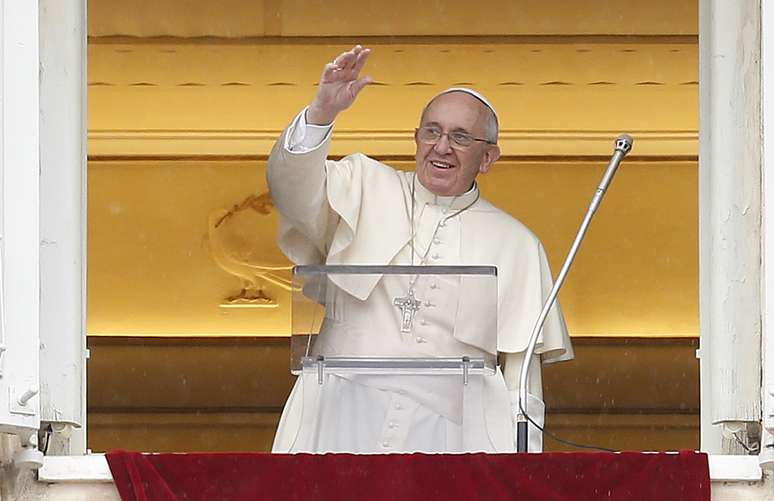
top-left (106, 450), bottom-right (710, 501)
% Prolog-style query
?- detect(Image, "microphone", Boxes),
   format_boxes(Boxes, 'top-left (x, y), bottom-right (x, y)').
top-left (588, 134), bottom-right (633, 214)
top-left (515, 134), bottom-right (634, 453)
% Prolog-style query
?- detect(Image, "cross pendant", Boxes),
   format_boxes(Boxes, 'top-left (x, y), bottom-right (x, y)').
top-left (393, 289), bottom-right (421, 333)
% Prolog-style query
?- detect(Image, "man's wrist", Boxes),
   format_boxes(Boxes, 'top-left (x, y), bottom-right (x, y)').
top-left (306, 103), bottom-right (337, 126)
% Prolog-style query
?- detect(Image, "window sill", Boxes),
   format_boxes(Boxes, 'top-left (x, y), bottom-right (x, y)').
top-left (37, 453), bottom-right (764, 483)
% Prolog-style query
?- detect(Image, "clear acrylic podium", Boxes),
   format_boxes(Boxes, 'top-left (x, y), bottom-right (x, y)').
top-left (287, 264), bottom-right (504, 453)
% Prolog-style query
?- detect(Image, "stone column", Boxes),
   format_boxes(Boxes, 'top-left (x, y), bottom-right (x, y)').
top-left (38, 0), bottom-right (87, 455)
top-left (761, 0), bottom-right (774, 469)
top-left (699, 0), bottom-right (763, 454)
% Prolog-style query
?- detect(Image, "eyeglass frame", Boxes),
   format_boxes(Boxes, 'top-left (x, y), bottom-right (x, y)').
top-left (415, 125), bottom-right (497, 150)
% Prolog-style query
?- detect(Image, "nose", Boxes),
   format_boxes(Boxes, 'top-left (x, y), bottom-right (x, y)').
top-left (433, 133), bottom-right (453, 154)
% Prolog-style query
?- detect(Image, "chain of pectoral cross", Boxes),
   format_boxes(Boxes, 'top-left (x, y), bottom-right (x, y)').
top-left (393, 175), bottom-right (480, 334)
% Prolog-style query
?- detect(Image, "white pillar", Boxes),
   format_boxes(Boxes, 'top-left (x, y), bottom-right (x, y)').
top-left (0, 0), bottom-right (41, 438)
top-left (699, 0), bottom-right (762, 454)
top-left (761, 0), bottom-right (774, 470)
top-left (38, 0), bottom-right (87, 455)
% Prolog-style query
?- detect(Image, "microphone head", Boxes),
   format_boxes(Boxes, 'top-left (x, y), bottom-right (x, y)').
top-left (615, 134), bottom-right (634, 156)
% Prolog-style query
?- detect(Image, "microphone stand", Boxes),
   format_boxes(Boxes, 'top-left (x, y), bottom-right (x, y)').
top-left (516, 134), bottom-right (634, 453)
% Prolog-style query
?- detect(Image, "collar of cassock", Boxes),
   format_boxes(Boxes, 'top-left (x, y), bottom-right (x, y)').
top-left (412, 174), bottom-right (480, 211)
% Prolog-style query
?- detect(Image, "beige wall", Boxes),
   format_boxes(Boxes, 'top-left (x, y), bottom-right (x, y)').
top-left (87, 40), bottom-right (697, 157)
top-left (87, 0), bottom-right (697, 38)
top-left (87, 159), bottom-right (697, 337)
top-left (86, 35), bottom-right (699, 338)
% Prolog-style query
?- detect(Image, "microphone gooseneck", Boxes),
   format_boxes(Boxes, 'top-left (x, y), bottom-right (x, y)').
top-left (515, 134), bottom-right (633, 453)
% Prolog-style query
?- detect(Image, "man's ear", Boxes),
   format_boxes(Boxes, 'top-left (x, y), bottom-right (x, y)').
top-left (479, 145), bottom-right (501, 174)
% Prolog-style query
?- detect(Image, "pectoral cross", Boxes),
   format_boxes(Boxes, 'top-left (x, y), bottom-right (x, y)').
top-left (394, 289), bottom-right (421, 333)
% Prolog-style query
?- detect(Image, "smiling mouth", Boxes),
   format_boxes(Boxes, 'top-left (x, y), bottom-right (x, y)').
top-left (430, 161), bottom-right (454, 170)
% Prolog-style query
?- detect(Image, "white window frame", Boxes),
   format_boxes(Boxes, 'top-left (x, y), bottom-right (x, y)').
top-left (761, 0), bottom-right (774, 466)
top-left (5, 0), bottom-right (766, 486)
top-left (0, 0), bottom-right (41, 439)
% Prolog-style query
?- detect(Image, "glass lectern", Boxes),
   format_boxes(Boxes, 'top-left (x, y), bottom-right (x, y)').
top-left (287, 264), bottom-right (504, 453)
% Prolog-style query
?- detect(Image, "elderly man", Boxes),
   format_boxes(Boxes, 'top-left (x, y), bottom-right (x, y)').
top-left (268, 45), bottom-right (573, 453)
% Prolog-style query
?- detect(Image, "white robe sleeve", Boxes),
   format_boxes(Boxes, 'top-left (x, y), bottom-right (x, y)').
top-left (267, 112), bottom-right (337, 264)
top-left (267, 113), bottom-right (407, 274)
top-left (286, 107), bottom-right (334, 153)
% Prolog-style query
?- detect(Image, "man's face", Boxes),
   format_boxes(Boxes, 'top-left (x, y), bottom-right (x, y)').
top-left (414, 92), bottom-right (501, 196)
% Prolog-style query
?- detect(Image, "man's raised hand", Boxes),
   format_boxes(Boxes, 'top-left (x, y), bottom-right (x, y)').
top-left (307, 45), bottom-right (373, 125)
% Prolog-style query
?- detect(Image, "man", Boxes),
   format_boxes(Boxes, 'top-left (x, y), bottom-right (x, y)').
top-left (268, 45), bottom-right (573, 453)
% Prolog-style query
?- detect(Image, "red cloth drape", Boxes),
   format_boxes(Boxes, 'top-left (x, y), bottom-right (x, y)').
top-left (106, 450), bottom-right (710, 501)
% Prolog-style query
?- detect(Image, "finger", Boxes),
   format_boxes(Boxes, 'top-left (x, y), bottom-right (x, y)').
top-left (333, 45), bottom-right (357, 64)
top-left (320, 62), bottom-right (340, 82)
top-left (349, 75), bottom-right (373, 98)
top-left (348, 44), bottom-right (364, 60)
top-left (325, 45), bottom-right (366, 82)
top-left (351, 48), bottom-right (371, 76)
top-left (335, 50), bottom-right (358, 70)
top-left (337, 45), bottom-right (366, 70)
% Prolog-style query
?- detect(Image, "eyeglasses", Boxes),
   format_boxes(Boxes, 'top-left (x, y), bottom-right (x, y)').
top-left (415, 126), bottom-right (495, 150)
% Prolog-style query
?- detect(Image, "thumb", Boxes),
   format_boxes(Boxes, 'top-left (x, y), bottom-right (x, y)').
top-left (350, 75), bottom-right (373, 99)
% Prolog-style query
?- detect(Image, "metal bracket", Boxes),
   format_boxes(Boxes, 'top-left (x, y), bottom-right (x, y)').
top-left (304, 355), bottom-right (493, 386)
top-left (9, 385), bottom-right (38, 416)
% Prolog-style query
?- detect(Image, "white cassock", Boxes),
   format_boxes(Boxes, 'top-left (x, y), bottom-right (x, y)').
top-left (267, 109), bottom-right (573, 454)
